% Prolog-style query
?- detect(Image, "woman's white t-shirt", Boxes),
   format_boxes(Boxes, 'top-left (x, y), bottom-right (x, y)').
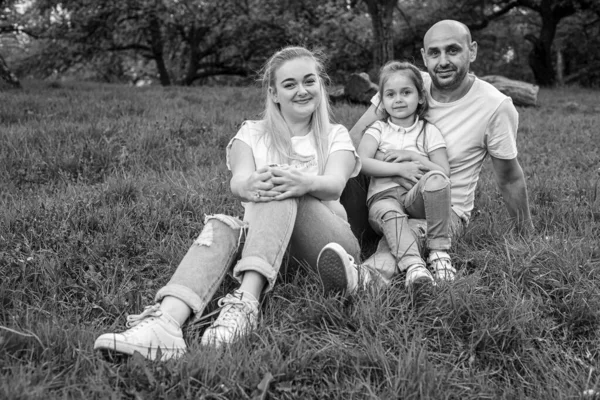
top-left (226, 120), bottom-right (360, 218)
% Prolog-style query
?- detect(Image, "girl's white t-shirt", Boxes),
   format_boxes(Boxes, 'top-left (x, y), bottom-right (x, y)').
top-left (365, 118), bottom-right (446, 200)
top-left (226, 120), bottom-right (360, 218)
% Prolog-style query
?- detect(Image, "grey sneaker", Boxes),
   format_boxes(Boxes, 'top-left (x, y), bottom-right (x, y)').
top-left (405, 264), bottom-right (435, 289)
top-left (317, 242), bottom-right (368, 295)
top-left (428, 251), bottom-right (456, 282)
top-left (201, 290), bottom-right (259, 347)
top-left (94, 304), bottom-right (186, 361)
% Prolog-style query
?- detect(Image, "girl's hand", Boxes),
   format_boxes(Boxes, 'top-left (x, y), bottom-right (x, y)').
top-left (268, 166), bottom-right (311, 200)
top-left (395, 161), bottom-right (429, 184)
top-left (243, 166), bottom-right (280, 203)
top-left (383, 149), bottom-right (416, 163)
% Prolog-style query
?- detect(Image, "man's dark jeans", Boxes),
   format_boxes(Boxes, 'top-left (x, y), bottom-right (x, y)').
top-left (340, 174), bottom-right (380, 257)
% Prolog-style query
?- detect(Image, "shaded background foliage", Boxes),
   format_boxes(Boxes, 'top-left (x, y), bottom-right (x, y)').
top-left (1, 0), bottom-right (599, 88)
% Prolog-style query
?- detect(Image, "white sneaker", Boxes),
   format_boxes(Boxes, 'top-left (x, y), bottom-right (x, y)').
top-left (317, 242), bottom-right (369, 295)
top-left (94, 304), bottom-right (186, 361)
top-left (201, 290), bottom-right (259, 347)
top-left (428, 251), bottom-right (456, 282)
top-left (405, 264), bottom-right (435, 289)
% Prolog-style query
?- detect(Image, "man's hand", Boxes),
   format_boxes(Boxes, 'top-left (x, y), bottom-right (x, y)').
top-left (388, 161), bottom-right (430, 190)
top-left (373, 151), bottom-right (431, 190)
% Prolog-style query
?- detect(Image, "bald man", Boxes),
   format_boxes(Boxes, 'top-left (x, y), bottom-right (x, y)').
top-left (317, 20), bottom-right (533, 294)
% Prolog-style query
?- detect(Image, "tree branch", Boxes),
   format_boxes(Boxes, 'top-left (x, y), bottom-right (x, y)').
top-left (107, 44), bottom-right (152, 53)
top-left (516, 0), bottom-right (541, 12)
top-left (524, 32), bottom-right (538, 44)
top-left (564, 61), bottom-right (600, 83)
top-left (0, 24), bottom-right (16, 34)
top-left (468, 0), bottom-right (520, 30)
top-left (0, 24), bottom-right (40, 39)
top-left (185, 63), bottom-right (249, 84)
top-left (395, 4), bottom-right (416, 38)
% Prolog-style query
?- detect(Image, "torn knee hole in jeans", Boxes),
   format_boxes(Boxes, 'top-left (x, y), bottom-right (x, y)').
top-left (193, 214), bottom-right (247, 247)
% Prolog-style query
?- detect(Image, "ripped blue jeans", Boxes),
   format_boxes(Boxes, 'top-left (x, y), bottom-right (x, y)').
top-left (155, 195), bottom-right (359, 322)
top-left (367, 171), bottom-right (452, 271)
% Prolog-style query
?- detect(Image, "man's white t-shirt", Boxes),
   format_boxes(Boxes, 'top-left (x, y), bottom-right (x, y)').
top-left (371, 73), bottom-right (519, 222)
top-left (365, 118), bottom-right (446, 200)
top-left (226, 120), bottom-right (361, 218)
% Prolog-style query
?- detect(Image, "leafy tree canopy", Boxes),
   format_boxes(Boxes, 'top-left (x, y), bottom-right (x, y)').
top-left (1, 0), bottom-right (598, 86)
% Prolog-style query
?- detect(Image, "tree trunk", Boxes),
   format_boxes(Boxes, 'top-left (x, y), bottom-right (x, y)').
top-left (527, 39), bottom-right (554, 86)
top-left (148, 9), bottom-right (171, 86)
top-left (525, 1), bottom-right (557, 86)
top-left (0, 53), bottom-right (21, 89)
top-left (365, 0), bottom-right (396, 72)
top-left (555, 46), bottom-right (564, 86)
top-left (183, 23), bottom-right (201, 86)
top-left (520, 0), bottom-right (593, 87)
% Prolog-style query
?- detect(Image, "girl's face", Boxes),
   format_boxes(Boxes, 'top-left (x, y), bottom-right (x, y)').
top-left (270, 57), bottom-right (321, 125)
top-left (381, 72), bottom-right (423, 127)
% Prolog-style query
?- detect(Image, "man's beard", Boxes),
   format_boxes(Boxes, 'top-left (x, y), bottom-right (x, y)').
top-left (431, 65), bottom-right (468, 91)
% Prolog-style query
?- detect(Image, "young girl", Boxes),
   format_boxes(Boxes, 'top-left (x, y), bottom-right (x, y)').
top-left (94, 46), bottom-right (361, 360)
top-left (358, 60), bottom-right (455, 288)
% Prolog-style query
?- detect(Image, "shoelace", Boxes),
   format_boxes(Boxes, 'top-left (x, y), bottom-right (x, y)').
top-left (124, 304), bottom-right (162, 332)
top-left (407, 264), bottom-right (430, 275)
top-left (212, 293), bottom-right (256, 329)
top-left (430, 257), bottom-right (456, 273)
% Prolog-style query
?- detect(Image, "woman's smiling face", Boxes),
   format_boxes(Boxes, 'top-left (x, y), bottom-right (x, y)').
top-left (270, 57), bottom-right (321, 123)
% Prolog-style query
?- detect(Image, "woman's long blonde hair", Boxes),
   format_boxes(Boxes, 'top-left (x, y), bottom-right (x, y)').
top-left (260, 46), bottom-right (332, 174)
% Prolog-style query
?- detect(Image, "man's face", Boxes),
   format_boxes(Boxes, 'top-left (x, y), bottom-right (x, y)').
top-left (421, 25), bottom-right (476, 91)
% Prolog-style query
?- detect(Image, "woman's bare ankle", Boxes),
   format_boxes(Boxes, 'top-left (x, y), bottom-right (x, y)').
top-left (159, 296), bottom-right (192, 326)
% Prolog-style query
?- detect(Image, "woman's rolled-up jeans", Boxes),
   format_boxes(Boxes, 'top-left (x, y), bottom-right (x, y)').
top-left (155, 195), bottom-right (360, 323)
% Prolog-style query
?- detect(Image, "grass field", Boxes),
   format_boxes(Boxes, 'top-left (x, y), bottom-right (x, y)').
top-left (1, 80), bottom-right (599, 399)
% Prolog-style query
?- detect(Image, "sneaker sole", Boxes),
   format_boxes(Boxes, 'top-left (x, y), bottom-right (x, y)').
top-left (94, 336), bottom-right (184, 361)
top-left (318, 248), bottom-right (349, 295)
top-left (434, 272), bottom-right (456, 282)
top-left (201, 323), bottom-right (258, 348)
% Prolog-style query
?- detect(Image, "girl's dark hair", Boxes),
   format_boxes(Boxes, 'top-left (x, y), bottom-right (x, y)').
top-left (377, 61), bottom-right (429, 120)
top-left (377, 60), bottom-right (430, 153)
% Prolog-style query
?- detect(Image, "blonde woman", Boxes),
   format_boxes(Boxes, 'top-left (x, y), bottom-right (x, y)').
top-left (94, 46), bottom-right (361, 360)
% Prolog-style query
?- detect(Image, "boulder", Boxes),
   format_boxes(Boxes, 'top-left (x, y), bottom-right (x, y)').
top-left (344, 72), bottom-right (378, 104)
top-left (329, 87), bottom-right (346, 103)
top-left (0, 55), bottom-right (21, 89)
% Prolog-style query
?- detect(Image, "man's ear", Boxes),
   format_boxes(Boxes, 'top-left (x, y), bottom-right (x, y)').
top-left (420, 48), bottom-right (427, 66)
top-left (469, 41), bottom-right (478, 62)
top-left (269, 87), bottom-right (278, 103)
